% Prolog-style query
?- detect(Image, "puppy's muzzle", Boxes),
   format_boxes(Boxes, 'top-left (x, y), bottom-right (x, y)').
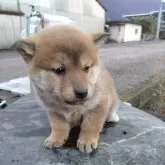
top-left (74, 87), bottom-right (88, 100)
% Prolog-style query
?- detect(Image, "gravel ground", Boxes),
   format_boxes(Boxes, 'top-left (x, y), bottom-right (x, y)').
top-left (1, 41), bottom-right (165, 95)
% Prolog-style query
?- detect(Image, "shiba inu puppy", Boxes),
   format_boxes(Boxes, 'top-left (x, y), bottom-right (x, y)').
top-left (14, 25), bottom-right (119, 153)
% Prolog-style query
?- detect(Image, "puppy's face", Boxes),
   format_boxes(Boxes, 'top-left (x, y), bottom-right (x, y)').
top-left (14, 25), bottom-right (107, 105)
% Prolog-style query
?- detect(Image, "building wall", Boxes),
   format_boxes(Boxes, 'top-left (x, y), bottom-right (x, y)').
top-left (110, 23), bottom-right (142, 43)
top-left (0, 0), bottom-right (22, 49)
top-left (124, 24), bottom-right (142, 42)
top-left (0, 15), bottom-right (21, 49)
top-left (20, 0), bottom-right (105, 33)
top-left (0, 0), bottom-right (105, 49)
top-left (0, 0), bottom-right (20, 12)
top-left (110, 25), bottom-right (125, 43)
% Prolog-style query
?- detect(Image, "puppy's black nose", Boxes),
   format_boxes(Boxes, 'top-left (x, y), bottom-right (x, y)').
top-left (74, 88), bottom-right (88, 99)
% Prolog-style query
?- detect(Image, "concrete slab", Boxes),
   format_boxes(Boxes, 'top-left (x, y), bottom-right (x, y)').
top-left (0, 95), bottom-right (165, 165)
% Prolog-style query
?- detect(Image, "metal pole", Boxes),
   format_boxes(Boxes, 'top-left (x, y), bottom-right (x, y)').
top-left (26, 15), bottom-right (30, 37)
top-left (156, 0), bottom-right (163, 40)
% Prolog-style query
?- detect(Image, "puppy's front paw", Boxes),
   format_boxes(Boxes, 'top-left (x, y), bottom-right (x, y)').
top-left (77, 134), bottom-right (98, 153)
top-left (108, 112), bottom-right (120, 123)
top-left (44, 134), bottom-right (66, 149)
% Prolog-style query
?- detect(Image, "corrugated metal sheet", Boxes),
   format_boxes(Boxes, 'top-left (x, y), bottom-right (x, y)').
top-left (0, 0), bottom-right (19, 12)
top-left (92, 0), bottom-right (105, 18)
top-left (68, 0), bottom-right (83, 14)
top-left (0, 0), bottom-right (105, 49)
top-left (20, 0), bottom-right (51, 8)
top-left (54, 10), bottom-right (104, 33)
top-left (20, 0), bottom-right (105, 33)
top-left (83, 0), bottom-right (92, 15)
top-left (0, 15), bottom-right (21, 49)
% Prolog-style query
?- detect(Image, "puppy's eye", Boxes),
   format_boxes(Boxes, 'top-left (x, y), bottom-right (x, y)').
top-left (84, 66), bottom-right (90, 72)
top-left (52, 67), bottom-right (65, 75)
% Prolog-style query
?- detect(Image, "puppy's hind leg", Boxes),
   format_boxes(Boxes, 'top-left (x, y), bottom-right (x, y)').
top-left (106, 100), bottom-right (120, 123)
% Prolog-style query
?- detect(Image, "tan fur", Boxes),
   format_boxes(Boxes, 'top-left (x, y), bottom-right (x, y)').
top-left (14, 25), bottom-right (119, 153)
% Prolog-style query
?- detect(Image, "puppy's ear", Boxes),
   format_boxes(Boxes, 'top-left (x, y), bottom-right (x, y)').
top-left (12, 40), bottom-right (36, 63)
top-left (92, 33), bottom-right (110, 47)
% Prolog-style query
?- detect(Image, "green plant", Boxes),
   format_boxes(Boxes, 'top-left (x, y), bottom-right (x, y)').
top-left (152, 79), bottom-right (165, 114)
top-left (129, 15), bottom-right (157, 34)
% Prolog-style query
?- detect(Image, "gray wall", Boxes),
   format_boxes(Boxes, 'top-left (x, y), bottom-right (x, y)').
top-left (0, 0), bottom-right (105, 49)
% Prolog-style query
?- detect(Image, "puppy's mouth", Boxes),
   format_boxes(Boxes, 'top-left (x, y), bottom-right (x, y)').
top-left (64, 99), bottom-right (87, 105)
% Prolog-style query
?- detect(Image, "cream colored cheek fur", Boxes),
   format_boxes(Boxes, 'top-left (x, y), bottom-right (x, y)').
top-left (32, 71), bottom-right (59, 92)
top-left (90, 66), bottom-right (100, 84)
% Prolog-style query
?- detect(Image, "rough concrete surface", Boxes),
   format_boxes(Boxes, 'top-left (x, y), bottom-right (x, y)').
top-left (0, 50), bottom-right (27, 83)
top-left (1, 41), bottom-right (165, 94)
top-left (0, 95), bottom-right (165, 165)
